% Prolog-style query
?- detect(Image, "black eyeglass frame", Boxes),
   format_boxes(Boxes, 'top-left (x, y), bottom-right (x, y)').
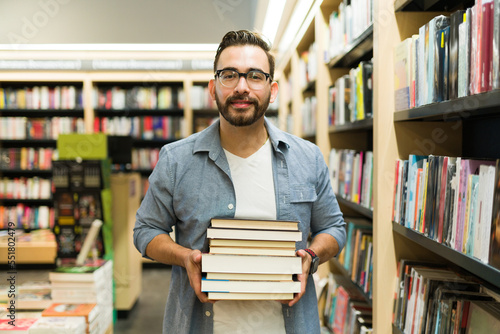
top-left (214, 69), bottom-right (272, 87)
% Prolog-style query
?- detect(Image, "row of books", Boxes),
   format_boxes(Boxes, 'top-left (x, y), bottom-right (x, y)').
top-left (0, 117), bottom-right (85, 140)
top-left (299, 42), bottom-right (318, 89)
top-left (329, 60), bottom-right (373, 126)
top-left (329, 149), bottom-right (373, 210)
top-left (131, 147), bottom-right (159, 171)
top-left (0, 177), bottom-right (52, 200)
top-left (392, 155), bottom-right (500, 268)
top-left (337, 219), bottom-right (373, 298)
top-left (328, 283), bottom-right (373, 334)
top-left (191, 85), bottom-right (216, 110)
top-left (327, 0), bottom-right (373, 62)
top-left (393, 259), bottom-right (500, 334)
top-left (0, 205), bottom-right (54, 229)
top-left (394, 0), bottom-right (500, 111)
top-left (302, 96), bottom-right (317, 135)
top-left (201, 218), bottom-right (302, 300)
top-left (0, 86), bottom-right (83, 110)
top-left (0, 260), bottom-right (113, 333)
top-left (94, 116), bottom-right (185, 140)
top-left (93, 85), bottom-right (184, 110)
top-left (0, 147), bottom-right (55, 171)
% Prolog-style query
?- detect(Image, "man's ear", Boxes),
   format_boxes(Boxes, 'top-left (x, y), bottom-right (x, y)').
top-left (270, 81), bottom-right (279, 103)
top-left (208, 79), bottom-right (216, 101)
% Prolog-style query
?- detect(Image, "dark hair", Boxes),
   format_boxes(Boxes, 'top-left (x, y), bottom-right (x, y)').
top-left (214, 30), bottom-right (275, 80)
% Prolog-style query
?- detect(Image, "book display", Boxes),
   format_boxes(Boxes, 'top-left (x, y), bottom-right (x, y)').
top-left (384, 0), bottom-right (500, 333)
top-left (201, 218), bottom-right (302, 300)
top-left (48, 259), bottom-right (113, 334)
top-left (274, 0), bottom-right (500, 331)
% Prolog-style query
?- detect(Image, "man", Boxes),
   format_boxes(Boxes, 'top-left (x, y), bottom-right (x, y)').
top-left (134, 30), bottom-right (346, 333)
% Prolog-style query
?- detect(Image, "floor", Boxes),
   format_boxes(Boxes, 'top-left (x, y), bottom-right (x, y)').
top-left (114, 266), bottom-right (172, 334)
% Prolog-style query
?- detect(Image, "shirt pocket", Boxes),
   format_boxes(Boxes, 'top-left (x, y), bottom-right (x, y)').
top-left (290, 184), bottom-right (317, 203)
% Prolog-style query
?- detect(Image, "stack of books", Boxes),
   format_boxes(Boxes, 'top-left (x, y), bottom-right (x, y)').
top-left (201, 218), bottom-right (303, 300)
top-left (48, 259), bottom-right (113, 334)
top-left (41, 303), bottom-right (97, 334)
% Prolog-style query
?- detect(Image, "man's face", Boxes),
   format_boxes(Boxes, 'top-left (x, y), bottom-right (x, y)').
top-left (209, 45), bottom-right (278, 127)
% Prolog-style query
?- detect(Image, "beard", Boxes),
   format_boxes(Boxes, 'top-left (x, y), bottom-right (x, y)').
top-left (215, 91), bottom-right (271, 127)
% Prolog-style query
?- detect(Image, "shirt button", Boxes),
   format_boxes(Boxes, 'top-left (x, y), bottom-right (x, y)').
top-left (228, 203), bottom-right (234, 210)
top-left (205, 311), bottom-right (211, 317)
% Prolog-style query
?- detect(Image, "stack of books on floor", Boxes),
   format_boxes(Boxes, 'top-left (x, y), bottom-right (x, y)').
top-left (47, 259), bottom-right (113, 334)
top-left (201, 218), bottom-right (303, 300)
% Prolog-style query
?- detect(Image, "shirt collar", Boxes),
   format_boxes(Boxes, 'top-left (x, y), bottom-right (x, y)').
top-left (192, 117), bottom-right (290, 158)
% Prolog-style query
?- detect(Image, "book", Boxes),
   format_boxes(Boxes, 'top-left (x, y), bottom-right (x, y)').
top-left (205, 272), bottom-right (293, 281)
top-left (206, 292), bottom-right (294, 300)
top-left (488, 160), bottom-right (500, 269)
top-left (0, 318), bottom-right (38, 333)
top-left (41, 303), bottom-right (98, 324)
top-left (208, 238), bottom-right (296, 249)
top-left (201, 278), bottom-right (300, 294)
top-left (206, 227), bottom-right (302, 242)
top-left (492, 0), bottom-right (500, 90)
top-left (209, 218), bottom-right (299, 231)
top-left (28, 316), bottom-right (86, 334)
top-left (201, 254), bottom-right (302, 275)
top-left (449, 10), bottom-right (466, 100)
top-left (394, 37), bottom-right (412, 111)
top-left (48, 259), bottom-right (110, 283)
top-left (208, 246), bottom-right (296, 257)
top-left (466, 301), bottom-right (500, 333)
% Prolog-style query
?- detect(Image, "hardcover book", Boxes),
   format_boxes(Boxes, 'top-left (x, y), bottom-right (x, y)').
top-left (206, 227), bottom-right (302, 242)
top-left (201, 254), bottom-right (302, 275)
top-left (210, 218), bottom-right (299, 231)
top-left (201, 278), bottom-right (300, 294)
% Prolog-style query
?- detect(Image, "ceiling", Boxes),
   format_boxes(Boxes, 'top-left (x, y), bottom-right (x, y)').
top-left (0, 0), bottom-right (296, 49)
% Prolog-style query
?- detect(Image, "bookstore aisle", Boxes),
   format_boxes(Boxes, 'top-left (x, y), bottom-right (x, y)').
top-left (114, 266), bottom-right (172, 334)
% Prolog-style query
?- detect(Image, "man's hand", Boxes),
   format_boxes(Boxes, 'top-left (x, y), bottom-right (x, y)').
top-left (286, 249), bottom-right (312, 307)
top-left (184, 249), bottom-right (212, 303)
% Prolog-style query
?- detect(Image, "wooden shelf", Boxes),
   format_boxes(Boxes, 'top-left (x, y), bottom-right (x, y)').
top-left (95, 108), bottom-right (184, 117)
top-left (392, 324), bottom-right (404, 334)
top-left (0, 198), bottom-right (53, 206)
top-left (336, 196), bottom-right (373, 219)
top-left (302, 80), bottom-right (316, 94)
top-left (394, 0), bottom-right (473, 12)
top-left (0, 169), bottom-right (52, 177)
top-left (394, 90), bottom-right (500, 122)
top-left (329, 118), bottom-right (373, 133)
top-left (0, 109), bottom-right (84, 117)
top-left (392, 222), bottom-right (500, 290)
top-left (132, 138), bottom-right (179, 147)
top-left (0, 139), bottom-right (57, 147)
top-left (328, 25), bottom-right (373, 69)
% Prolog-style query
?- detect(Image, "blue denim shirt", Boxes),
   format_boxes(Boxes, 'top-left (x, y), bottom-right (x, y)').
top-left (134, 118), bottom-right (346, 334)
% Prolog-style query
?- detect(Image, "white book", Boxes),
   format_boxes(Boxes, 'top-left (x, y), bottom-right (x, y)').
top-left (201, 254), bottom-right (302, 275)
top-left (206, 227), bottom-right (301, 242)
top-left (201, 279), bottom-right (300, 294)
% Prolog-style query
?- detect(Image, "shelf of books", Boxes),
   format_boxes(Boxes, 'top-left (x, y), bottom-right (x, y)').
top-left (274, 0), bottom-right (375, 332)
top-left (381, 0), bottom-right (500, 332)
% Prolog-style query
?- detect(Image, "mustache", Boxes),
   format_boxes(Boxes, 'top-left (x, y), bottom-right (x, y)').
top-left (226, 95), bottom-right (258, 105)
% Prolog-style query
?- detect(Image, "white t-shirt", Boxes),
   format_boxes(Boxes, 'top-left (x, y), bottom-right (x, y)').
top-left (214, 139), bottom-right (286, 334)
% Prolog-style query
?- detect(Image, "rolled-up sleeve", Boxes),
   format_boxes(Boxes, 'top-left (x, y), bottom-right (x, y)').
top-left (311, 146), bottom-right (346, 252)
top-left (133, 146), bottom-right (176, 258)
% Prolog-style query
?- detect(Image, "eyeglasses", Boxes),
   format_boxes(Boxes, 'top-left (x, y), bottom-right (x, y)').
top-left (215, 69), bottom-right (271, 90)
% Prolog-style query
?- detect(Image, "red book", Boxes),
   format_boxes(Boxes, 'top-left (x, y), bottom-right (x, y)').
top-left (0, 318), bottom-right (38, 332)
top-left (480, 1), bottom-right (494, 92)
top-left (93, 117), bottom-right (100, 133)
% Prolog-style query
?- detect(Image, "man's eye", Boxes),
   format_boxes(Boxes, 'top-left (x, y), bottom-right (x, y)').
top-left (249, 73), bottom-right (264, 81)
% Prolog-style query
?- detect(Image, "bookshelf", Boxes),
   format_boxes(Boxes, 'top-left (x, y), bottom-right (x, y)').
top-left (0, 50), bottom-right (215, 264)
top-left (377, 0), bottom-right (500, 332)
top-left (275, 1), bottom-right (374, 332)
top-left (276, 0), bottom-right (500, 331)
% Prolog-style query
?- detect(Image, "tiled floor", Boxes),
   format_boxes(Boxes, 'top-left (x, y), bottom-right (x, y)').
top-left (114, 266), bottom-right (172, 334)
